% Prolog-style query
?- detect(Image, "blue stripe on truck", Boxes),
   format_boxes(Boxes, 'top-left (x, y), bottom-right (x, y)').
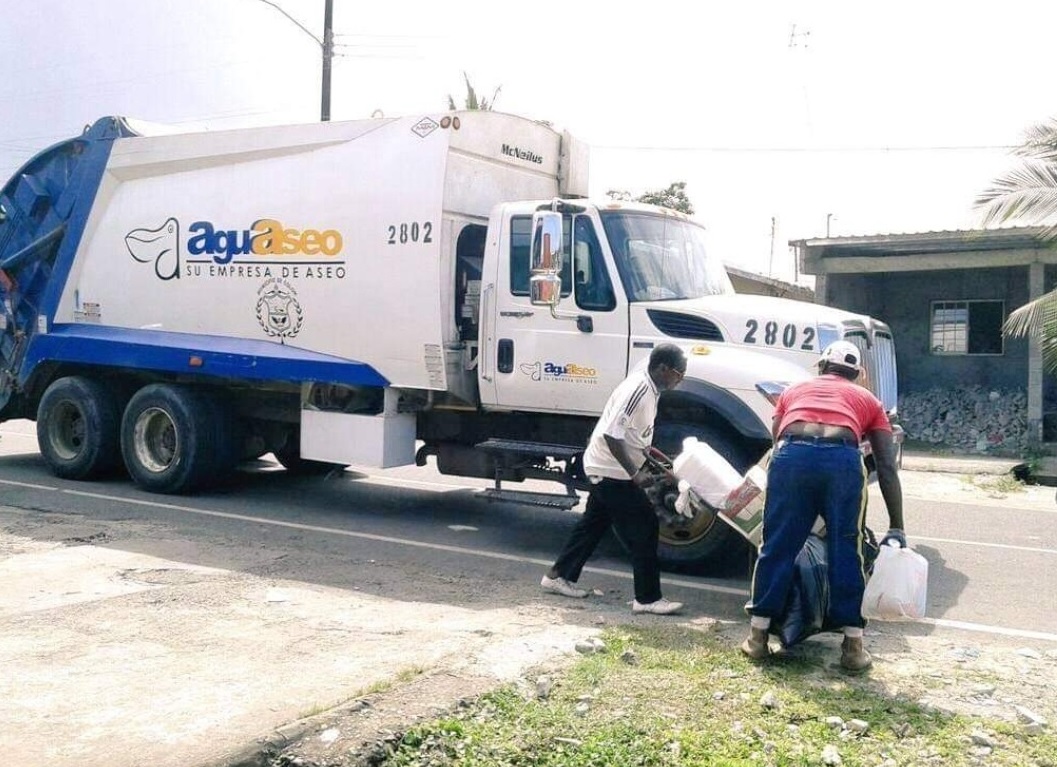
top-left (22, 324), bottom-right (389, 388)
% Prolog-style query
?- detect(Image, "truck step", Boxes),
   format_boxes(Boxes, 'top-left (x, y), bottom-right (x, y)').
top-left (475, 438), bottom-right (582, 459)
top-left (477, 488), bottom-right (581, 510)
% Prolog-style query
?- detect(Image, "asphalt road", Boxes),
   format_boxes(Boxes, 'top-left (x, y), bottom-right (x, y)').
top-left (2, 418), bottom-right (1056, 766)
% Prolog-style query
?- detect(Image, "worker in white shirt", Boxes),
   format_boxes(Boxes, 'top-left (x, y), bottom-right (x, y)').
top-left (540, 343), bottom-right (687, 615)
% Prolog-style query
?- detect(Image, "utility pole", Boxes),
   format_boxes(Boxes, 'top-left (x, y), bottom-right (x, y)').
top-left (768, 216), bottom-right (776, 276)
top-left (255, 0), bottom-right (334, 122)
top-left (321, 0), bottom-right (334, 122)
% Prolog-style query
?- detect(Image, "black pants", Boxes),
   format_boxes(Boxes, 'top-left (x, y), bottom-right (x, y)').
top-left (550, 478), bottom-right (662, 604)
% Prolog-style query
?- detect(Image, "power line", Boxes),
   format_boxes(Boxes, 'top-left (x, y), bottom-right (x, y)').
top-left (0, 51), bottom-right (312, 103)
top-left (592, 144), bottom-right (1018, 153)
top-left (332, 51), bottom-right (425, 60)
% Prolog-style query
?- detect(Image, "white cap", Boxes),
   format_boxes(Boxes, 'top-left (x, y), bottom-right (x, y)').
top-left (818, 340), bottom-right (861, 373)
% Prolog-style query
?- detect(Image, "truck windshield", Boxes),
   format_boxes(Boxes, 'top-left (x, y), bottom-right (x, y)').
top-left (599, 211), bottom-right (734, 302)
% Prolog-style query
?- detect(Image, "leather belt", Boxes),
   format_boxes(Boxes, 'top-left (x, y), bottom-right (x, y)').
top-left (779, 434), bottom-right (858, 449)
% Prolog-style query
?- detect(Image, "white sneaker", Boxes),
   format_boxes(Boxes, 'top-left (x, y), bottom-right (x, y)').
top-left (540, 575), bottom-right (589, 599)
top-left (632, 598), bottom-right (684, 615)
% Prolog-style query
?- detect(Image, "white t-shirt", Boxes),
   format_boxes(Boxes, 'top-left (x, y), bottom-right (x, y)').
top-left (583, 369), bottom-right (659, 480)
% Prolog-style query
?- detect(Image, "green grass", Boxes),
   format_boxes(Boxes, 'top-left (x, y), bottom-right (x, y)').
top-left (374, 627), bottom-right (1056, 766)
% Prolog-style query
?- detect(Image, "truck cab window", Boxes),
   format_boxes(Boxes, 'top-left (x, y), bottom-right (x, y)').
top-left (509, 215), bottom-right (571, 297)
top-left (455, 224), bottom-right (486, 342)
top-left (599, 211), bottom-right (734, 302)
top-left (571, 216), bottom-right (615, 312)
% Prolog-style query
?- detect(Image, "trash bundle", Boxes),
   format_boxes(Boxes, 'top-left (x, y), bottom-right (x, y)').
top-left (771, 529), bottom-right (881, 648)
top-left (671, 438), bottom-right (770, 546)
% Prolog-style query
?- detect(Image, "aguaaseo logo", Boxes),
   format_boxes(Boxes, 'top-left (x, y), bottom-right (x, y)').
top-left (544, 362), bottom-right (596, 378)
top-left (188, 218), bottom-right (343, 263)
top-left (125, 217), bottom-right (345, 281)
top-left (520, 361), bottom-right (598, 384)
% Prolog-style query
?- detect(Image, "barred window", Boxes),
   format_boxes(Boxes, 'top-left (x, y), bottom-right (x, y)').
top-left (930, 300), bottom-right (1004, 355)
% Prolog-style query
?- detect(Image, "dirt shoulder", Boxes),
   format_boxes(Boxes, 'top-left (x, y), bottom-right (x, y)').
top-left (256, 613), bottom-right (1057, 767)
top-left (2, 468), bottom-right (1054, 767)
top-left (257, 471), bottom-right (1057, 767)
top-left (0, 506), bottom-right (598, 767)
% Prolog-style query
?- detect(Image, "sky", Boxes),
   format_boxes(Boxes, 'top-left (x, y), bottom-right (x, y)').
top-left (2, 0), bottom-right (1056, 284)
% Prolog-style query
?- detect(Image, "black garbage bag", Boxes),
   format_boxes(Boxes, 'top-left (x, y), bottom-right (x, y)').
top-left (770, 528), bottom-right (880, 649)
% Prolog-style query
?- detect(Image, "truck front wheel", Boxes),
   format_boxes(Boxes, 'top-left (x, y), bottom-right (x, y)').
top-left (37, 376), bottom-right (123, 480)
top-left (121, 384), bottom-right (231, 494)
top-left (647, 421), bottom-right (760, 574)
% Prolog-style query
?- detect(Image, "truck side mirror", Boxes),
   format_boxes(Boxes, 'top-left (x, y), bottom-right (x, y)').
top-left (529, 212), bottom-right (563, 308)
top-left (530, 272), bottom-right (561, 305)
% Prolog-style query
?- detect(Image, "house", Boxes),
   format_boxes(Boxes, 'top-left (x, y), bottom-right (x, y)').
top-left (791, 227), bottom-right (1057, 451)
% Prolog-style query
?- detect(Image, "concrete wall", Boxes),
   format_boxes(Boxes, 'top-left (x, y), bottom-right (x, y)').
top-left (825, 266), bottom-right (1030, 394)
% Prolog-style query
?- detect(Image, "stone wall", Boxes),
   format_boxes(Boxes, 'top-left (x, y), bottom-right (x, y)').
top-left (897, 386), bottom-right (1028, 454)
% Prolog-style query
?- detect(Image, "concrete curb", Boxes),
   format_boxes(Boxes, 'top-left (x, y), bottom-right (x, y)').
top-left (901, 452), bottom-right (1020, 476)
top-left (211, 717), bottom-right (319, 767)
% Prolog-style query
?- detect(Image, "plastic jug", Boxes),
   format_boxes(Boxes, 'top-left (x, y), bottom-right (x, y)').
top-left (671, 437), bottom-right (742, 508)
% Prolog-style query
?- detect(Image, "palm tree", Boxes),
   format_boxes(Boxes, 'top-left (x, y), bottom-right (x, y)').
top-left (975, 119), bottom-right (1057, 371)
top-left (447, 72), bottom-right (501, 111)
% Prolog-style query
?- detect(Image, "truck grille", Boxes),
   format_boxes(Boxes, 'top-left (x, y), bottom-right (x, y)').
top-left (843, 322), bottom-right (898, 414)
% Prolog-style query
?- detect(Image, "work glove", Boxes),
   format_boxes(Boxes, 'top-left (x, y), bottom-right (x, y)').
top-left (880, 528), bottom-right (907, 549)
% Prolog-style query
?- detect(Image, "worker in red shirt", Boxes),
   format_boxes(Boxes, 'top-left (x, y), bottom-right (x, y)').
top-left (741, 340), bottom-right (905, 671)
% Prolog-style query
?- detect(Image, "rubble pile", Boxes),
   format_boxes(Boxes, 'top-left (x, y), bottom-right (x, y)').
top-left (896, 386), bottom-right (1028, 453)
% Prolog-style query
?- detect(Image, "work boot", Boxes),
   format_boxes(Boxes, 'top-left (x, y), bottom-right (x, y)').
top-left (840, 636), bottom-right (873, 672)
top-left (740, 627), bottom-right (771, 660)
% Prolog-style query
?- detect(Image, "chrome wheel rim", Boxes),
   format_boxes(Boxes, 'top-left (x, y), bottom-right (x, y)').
top-left (48, 400), bottom-right (86, 461)
top-left (132, 407), bottom-right (178, 473)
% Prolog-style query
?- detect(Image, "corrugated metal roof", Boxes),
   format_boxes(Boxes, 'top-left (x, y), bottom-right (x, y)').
top-left (790, 226), bottom-right (1054, 257)
top-left (724, 264), bottom-right (814, 299)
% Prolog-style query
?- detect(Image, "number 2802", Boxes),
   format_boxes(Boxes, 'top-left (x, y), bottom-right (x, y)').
top-left (743, 319), bottom-right (816, 350)
top-left (387, 221), bottom-right (433, 245)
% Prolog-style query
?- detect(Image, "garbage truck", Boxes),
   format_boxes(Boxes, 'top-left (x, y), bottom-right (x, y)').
top-left (0, 111), bottom-right (899, 571)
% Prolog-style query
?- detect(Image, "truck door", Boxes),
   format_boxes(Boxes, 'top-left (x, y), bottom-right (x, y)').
top-left (480, 212), bottom-right (628, 415)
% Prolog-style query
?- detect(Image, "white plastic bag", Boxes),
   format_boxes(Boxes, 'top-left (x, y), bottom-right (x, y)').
top-left (861, 542), bottom-right (929, 621)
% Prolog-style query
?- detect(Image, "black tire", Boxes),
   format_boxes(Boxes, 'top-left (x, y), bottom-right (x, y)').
top-left (120, 384), bottom-right (232, 494)
top-left (643, 421), bottom-right (759, 574)
top-left (36, 376), bottom-right (123, 480)
top-left (271, 428), bottom-right (347, 476)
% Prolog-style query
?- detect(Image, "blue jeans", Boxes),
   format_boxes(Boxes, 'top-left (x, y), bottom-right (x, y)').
top-left (747, 438), bottom-right (869, 628)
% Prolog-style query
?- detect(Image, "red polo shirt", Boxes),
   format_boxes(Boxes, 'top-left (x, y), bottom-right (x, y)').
top-left (773, 374), bottom-right (892, 441)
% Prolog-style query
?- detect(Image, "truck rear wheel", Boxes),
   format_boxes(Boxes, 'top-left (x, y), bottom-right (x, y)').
top-left (645, 421), bottom-right (758, 574)
top-left (120, 384), bottom-right (232, 494)
top-left (36, 376), bottom-right (123, 480)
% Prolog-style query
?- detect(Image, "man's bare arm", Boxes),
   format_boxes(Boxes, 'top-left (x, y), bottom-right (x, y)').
top-left (867, 429), bottom-right (904, 531)
top-left (603, 434), bottom-right (652, 485)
